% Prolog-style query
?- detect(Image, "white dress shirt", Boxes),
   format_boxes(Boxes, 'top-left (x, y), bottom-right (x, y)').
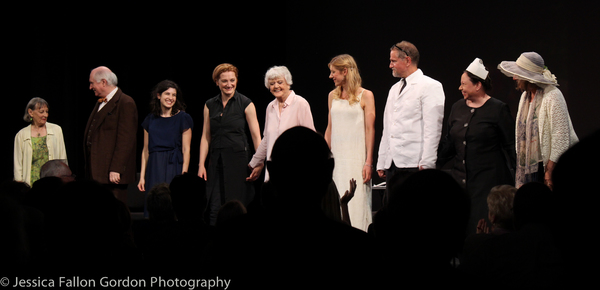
top-left (376, 69), bottom-right (445, 170)
top-left (98, 87), bottom-right (119, 111)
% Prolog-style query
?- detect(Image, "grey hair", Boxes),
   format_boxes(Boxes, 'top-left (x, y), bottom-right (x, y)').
top-left (92, 67), bottom-right (118, 86)
top-left (264, 66), bottom-right (293, 89)
top-left (23, 97), bottom-right (49, 122)
top-left (40, 159), bottom-right (70, 178)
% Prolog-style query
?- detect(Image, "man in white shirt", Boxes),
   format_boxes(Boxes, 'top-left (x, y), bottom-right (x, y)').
top-left (376, 41), bottom-right (445, 200)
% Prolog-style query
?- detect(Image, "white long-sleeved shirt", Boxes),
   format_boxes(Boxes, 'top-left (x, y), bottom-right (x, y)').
top-left (376, 69), bottom-right (445, 170)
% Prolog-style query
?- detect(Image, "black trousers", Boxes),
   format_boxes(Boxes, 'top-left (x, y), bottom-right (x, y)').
top-left (383, 162), bottom-right (419, 206)
top-left (206, 147), bottom-right (254, 225)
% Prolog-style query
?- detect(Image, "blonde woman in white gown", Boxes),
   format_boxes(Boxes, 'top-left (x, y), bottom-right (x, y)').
top-left (325, 54), bottom-right (376, 232)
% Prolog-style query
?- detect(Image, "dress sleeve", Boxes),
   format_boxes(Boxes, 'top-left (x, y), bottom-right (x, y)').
top-left (141, 114), bottom-right (153, 131)
top-left (545, 90), bottom-right (573, 163)
top-left (249, 107), bottom-right (270, 168)
top-left (437, 103), bottom-right (457, 167)
top-left (181, 112), bottom-right (194, 131)
top-left (498, 102), bottom-right (516, 170)
top-left (298, 98), bottom-right (315, 131)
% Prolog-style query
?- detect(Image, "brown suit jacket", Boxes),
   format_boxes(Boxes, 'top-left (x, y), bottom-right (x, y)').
top-left (84, 88), bottom-right (138, 184)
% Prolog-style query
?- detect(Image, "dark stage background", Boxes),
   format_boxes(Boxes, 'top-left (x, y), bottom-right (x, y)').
top-left (6, 1), bottom-right (600, 187)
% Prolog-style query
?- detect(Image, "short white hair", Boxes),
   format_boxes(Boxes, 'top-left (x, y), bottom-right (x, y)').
top-left (92, 67), bottom-right (118, 86)
top-left (264, 66), bottom-right (293, 89)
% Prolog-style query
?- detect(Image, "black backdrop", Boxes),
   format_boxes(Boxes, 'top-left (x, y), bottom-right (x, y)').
top-left (6, 1), bottom-right (600, 185)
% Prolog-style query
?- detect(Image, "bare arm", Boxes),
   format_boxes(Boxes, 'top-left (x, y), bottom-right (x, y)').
top-left (198, 104), bottom-right (211, 180)
top-left (362, 90), bottom-right (376, 184)
top-left (324, 91), bottom-right (334, 148)
top-left (245, 102), bottom-right (262, 151)
top-left (181, 128), bottom-right (192, 174)
top-left (137, 130), bottom-right (149, 191)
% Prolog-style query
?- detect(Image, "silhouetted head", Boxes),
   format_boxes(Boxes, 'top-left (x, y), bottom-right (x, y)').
top-left (169, 172), bottom-right (208, 222)
top-left (513, 182), bottom-right (555, 230)
top-left (379, 169), bottom-right (470, 262)
top-left (267, 126), bottom-right (334, 208)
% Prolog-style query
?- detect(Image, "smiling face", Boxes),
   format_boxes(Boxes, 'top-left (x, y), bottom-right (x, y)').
top-left (217, 71), bottom-right (237, 97)
top-left (459, 72), bottom-right (479, 100)
top-left (329, 66), bottom-right (347, 87)
top-left (158, 87), bottom-right (177, 110)
top-left (29, 104), bottom-right (49, 127)
top-left (88, 70), bottom-right (111, 98)
top-left (89, 77), bottom-right (103, 97)
top-left (268, 76), bottom-right (291, 99)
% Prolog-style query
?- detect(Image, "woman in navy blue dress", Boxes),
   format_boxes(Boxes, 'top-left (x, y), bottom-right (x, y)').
top-left (138, 80), bottom-right (193, 196)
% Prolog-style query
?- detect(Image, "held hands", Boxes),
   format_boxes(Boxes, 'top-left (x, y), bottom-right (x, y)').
top-left (246, 163), bottom-right (264, 182)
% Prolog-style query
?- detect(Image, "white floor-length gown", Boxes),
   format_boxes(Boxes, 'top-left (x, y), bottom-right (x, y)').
top-left (330, 90), bottom-right (372, 231)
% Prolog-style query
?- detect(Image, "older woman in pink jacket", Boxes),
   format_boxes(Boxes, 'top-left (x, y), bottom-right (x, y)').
top-left (247, 66), bottom-right (315, 182)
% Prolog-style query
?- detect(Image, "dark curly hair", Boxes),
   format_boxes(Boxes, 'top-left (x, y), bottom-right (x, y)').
top-left (149, 80), bottom-right (186, 117)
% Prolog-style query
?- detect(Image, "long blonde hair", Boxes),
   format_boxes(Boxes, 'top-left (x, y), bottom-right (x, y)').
top-left (329, 54), bottom-right (362, 106)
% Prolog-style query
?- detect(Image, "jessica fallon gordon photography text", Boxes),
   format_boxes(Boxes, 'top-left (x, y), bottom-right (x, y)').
top-left (4, 276), bottom-right (231, 289)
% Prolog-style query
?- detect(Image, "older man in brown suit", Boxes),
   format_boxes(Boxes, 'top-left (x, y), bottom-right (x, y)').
top-left (84, 66), bottom-right (138, 204)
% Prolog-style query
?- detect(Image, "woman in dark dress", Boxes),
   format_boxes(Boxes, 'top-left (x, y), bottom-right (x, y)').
top-left (198, 64), bottom-right (262, 225)
top-left (438, 58), bottom-right (516, 235)
top-left (138, 80), bottom-right (193, 195)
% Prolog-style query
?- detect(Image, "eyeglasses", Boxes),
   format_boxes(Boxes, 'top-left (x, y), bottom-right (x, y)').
top-left (392, 44), bottom-right (410, 58)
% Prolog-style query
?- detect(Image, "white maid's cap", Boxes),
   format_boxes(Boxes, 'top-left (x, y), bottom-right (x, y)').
top-left (466, 58), bottom-right (489, 80)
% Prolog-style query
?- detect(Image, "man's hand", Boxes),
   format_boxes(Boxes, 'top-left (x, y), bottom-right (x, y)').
top-left (109, 171), bottom-right (121, 184)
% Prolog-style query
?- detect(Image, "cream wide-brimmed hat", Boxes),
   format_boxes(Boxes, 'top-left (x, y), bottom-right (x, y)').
top-left (498, 52), bottom-right (558, 86)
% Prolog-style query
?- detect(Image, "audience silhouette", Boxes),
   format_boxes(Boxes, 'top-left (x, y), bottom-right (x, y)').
top-left (2, 127), bottom-right (597, 288)
top-left (459, 182), bottom-right (562, 288)
top-left (203, 126), bottom-right (376, 288)
top-left (370, 169), bottom-right (471, 286)
top-left (553, 129), bottom-right (600, 288)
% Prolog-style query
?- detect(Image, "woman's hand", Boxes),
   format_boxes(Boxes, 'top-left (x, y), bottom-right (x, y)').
top-left (246, 163), bottom-right (264, 182)
top-left (362, 164), bottom-right (372, 184)
top-left (137, 178), bottom-right (145, 192)
top-left (198, 166), bottom-right (207, 181)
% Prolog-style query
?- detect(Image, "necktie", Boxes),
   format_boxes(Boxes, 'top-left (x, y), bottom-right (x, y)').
top-left (399, 78), bottom-right (407, 95)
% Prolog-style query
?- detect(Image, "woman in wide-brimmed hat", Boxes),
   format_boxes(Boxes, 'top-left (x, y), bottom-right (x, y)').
top-left (498, 52), bottom-right (578, 189)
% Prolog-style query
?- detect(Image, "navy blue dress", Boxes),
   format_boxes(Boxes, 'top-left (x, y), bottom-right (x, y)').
top-left (142, 111), bottom-right (193, 192)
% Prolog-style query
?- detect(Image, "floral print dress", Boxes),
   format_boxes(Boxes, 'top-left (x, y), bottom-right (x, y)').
top-left (30, 136), bottom-right (49, 185)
